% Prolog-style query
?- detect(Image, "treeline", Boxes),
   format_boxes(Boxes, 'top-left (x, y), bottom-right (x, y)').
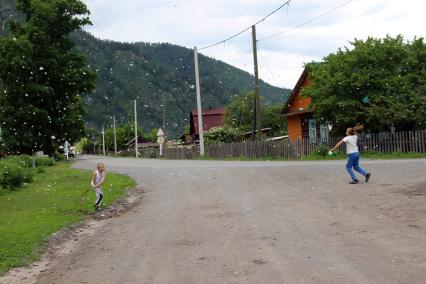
top-left (72, 32), bottom-right (289, 138)
top-left (303, 35), bottom-right (426, 134)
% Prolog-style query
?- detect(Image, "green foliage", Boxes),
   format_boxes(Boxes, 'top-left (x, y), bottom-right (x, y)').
top-left (262, 104), bottom-right (287, 137)
top-left (224, 92), bottom-right (254, 132)
top-left (54, 151), bottom-right (65, 161)
top-left (224, 92), bottom-right (287, 137)
top-left (144, 128), bottom-right (159, 143)
top-left (4, 155), bottom-right (33, 168)
top-left (1, 0), bottom-right (289, 140)
top-left (0, 0), bottom-right (96, 154)
top-left (314, 145), bottom-right (330, 157)
top-left (0, 161), bottom-right (23, 189)
top-left (35, 156), bottom-right (55, 167)
top-left (103, 122), bottom-right (144, 151)
top-left (71, 32), bottom-right (289, 138)
top-left (22, 168), bottom-right (34, 183)
top-left (0, 162), bottom-right (135, 273)
top-left (302, 35), bottom-right (426, 133)
top-left (36, 166), bottom-right (45, 173)
top-left (204, 127), bottom-right (239, 145)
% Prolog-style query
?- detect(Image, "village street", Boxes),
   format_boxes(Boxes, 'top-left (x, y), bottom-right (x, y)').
top-left (34, 156), bottom-right (426, 283)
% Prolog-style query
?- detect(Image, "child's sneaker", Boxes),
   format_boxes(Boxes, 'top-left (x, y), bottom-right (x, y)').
top-left (365, 173), bottom-right (371, 183)
top-left (349, 179), bottom-right (359, 184)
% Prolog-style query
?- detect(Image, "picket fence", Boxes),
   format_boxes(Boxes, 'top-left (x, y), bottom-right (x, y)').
top-left (158, 129), bottom-right (426, 160)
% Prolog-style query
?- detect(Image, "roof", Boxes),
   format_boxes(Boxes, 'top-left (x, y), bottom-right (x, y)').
top-left (282, 108), bottom-right (313, 117)
top-left (282, 67), bottom-right (308, 114)
top-left (191, 108), bottom-right (226, 116)
top-left (237, 128), bottom-right (272, 137)
top-left (125, 135), bottom-right (150, 147)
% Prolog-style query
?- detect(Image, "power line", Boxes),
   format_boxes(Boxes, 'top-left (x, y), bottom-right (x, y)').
top-left (257, 42), bottom-right (280, 87)
top-left (198, 0), bottom-right (294, 50)
top-left (258, 0), bottom-right (356, 42)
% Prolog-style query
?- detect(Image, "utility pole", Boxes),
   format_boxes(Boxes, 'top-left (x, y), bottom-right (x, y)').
top-left (113, 115), bottom-right (117, 156)
top-left (194, 47), bottom-right (205, 156)
top-left (134, 100), bottom-right (139, 158)
top-left (102, 126), bottom-right (106, 156)
top-left (252, 25), bottom-right (261, 140)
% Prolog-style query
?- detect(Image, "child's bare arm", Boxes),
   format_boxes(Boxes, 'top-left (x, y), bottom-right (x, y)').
top-left (331, 139), bottom-right (344, 152)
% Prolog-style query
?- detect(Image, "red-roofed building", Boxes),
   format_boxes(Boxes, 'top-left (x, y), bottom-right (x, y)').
top-left (190, 107), bottom-right (225, 140)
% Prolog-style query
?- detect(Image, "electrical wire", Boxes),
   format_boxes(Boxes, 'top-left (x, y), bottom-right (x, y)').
top-left (257, 42), bottom-right (280, 87)
top-left (198, 0), bottom-right (294, 50)
top-left (258, 0), bottom-right (357, 42)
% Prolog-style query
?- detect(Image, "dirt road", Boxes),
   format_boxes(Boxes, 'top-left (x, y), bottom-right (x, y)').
top-left (11, 157), bottom-right (426, 283)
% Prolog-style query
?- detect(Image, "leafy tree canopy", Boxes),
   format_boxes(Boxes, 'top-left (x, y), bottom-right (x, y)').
top-left (224, 92), bottom-right (287, 137)
top-left (302, 35), bottom-right (426, 133)
top-left (0, 0), bottom-right (96, 154)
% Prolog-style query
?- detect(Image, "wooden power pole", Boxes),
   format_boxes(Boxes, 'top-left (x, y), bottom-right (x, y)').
top-left (194, 47), bottom-right (205, 156)
top-left (252, 25), bottom-right (261, 140)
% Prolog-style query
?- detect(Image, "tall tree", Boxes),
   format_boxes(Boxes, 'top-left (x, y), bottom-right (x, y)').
top-left (224, 92), bottom-right (287, 137)
top-left (302, 35), bottom-right (426, 133)
top-left (0, 0), bottom-right (95, 154)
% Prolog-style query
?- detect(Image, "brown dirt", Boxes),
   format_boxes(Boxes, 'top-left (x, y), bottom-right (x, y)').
top-left (2, 157), bottom-right (426, 284)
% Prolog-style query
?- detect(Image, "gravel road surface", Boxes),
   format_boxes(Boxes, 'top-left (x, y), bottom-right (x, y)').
top-left (14, 157), bottom-right (426, 283)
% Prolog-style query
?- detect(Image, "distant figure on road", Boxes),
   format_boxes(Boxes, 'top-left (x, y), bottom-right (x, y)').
top-left (330, 126), bottom-right (371, 184)
top-left (91, 162), bottom-right (106, 210)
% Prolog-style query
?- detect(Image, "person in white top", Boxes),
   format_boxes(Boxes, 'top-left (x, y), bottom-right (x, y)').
top-left (91, 162), bottom-right (106, 210)
top-left (330, 126), bottom-right (371, 184)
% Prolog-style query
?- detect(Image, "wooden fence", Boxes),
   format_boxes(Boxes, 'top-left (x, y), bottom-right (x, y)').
top-left (162, 129), bottom-right (426, 160)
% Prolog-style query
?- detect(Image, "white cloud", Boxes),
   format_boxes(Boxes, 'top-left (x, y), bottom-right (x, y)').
top-left (83, 0), bottom-right (426, 88)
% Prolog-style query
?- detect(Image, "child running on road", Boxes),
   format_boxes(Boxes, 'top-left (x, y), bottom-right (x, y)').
top-left (91, 162), bottom-right (106, 210)
top-left (330, 126), bottom-right (371, 184)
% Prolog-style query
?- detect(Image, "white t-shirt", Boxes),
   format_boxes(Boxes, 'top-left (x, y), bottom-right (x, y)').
top-left (343, 135), bottom-right (359, 154)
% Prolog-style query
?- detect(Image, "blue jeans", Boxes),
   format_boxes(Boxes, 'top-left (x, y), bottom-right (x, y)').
top-left (346, 152), bottom-right (367, 181)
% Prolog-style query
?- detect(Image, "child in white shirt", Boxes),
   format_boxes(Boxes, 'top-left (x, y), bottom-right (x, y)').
top-left (91, 162), bottom-right (106, 210)
top-left (331, 127), bottom-right (371, 184)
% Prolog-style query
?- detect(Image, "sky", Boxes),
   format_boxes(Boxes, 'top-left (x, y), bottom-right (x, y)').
top-left (82, 0), bottom-right (426, 89)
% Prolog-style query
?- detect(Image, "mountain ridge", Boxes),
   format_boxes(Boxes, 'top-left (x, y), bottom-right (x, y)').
top-left (1, 0), bottom-right (290, 137)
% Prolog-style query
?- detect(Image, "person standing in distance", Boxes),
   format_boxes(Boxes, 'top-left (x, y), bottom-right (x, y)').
top-left (91, 162), bottom-right (106, 210)
top-left (330, 126), bottom-right (371, 184)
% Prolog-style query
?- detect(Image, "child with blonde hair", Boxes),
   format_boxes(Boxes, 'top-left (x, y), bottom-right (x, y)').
top-left (91, 162), bottom-right (106, 210)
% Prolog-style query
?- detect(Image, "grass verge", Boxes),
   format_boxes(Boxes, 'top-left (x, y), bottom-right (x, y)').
top-left (0, 162), bottom-right (135, 274)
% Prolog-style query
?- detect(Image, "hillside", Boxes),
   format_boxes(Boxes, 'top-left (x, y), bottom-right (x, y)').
top-left (1, 0), bottom-right (290, 137)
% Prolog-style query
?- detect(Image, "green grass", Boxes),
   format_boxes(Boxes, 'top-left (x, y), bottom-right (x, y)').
top-left (0, 163), bottom-right (135, 274)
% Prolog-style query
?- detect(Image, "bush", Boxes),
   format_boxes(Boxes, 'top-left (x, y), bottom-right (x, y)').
top-left (0, 161), bottom-right (24, 189)
top-left (35, 157), bottom-right (55, 167)
top-left (5, 155), bottom-right (34, 168)
top-left (36, 167), bottom-right (46, 173)
top-left (22, 169), bottom-right (35, 183)
top-left (314, 145), bottom-right (330, 157)
top-left (204, 127), bottom-right (238, 145)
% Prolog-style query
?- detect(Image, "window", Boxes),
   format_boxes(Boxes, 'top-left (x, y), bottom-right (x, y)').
top-left (320, 123), bottom-right (329, 144)
top-left (308, 119), bottom-right (317, 143)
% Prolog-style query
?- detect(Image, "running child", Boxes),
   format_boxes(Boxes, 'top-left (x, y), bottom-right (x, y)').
top-left (330, 126), bottom-right (371, 184)
top-left (91, 162), bottom-right (106, 210)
